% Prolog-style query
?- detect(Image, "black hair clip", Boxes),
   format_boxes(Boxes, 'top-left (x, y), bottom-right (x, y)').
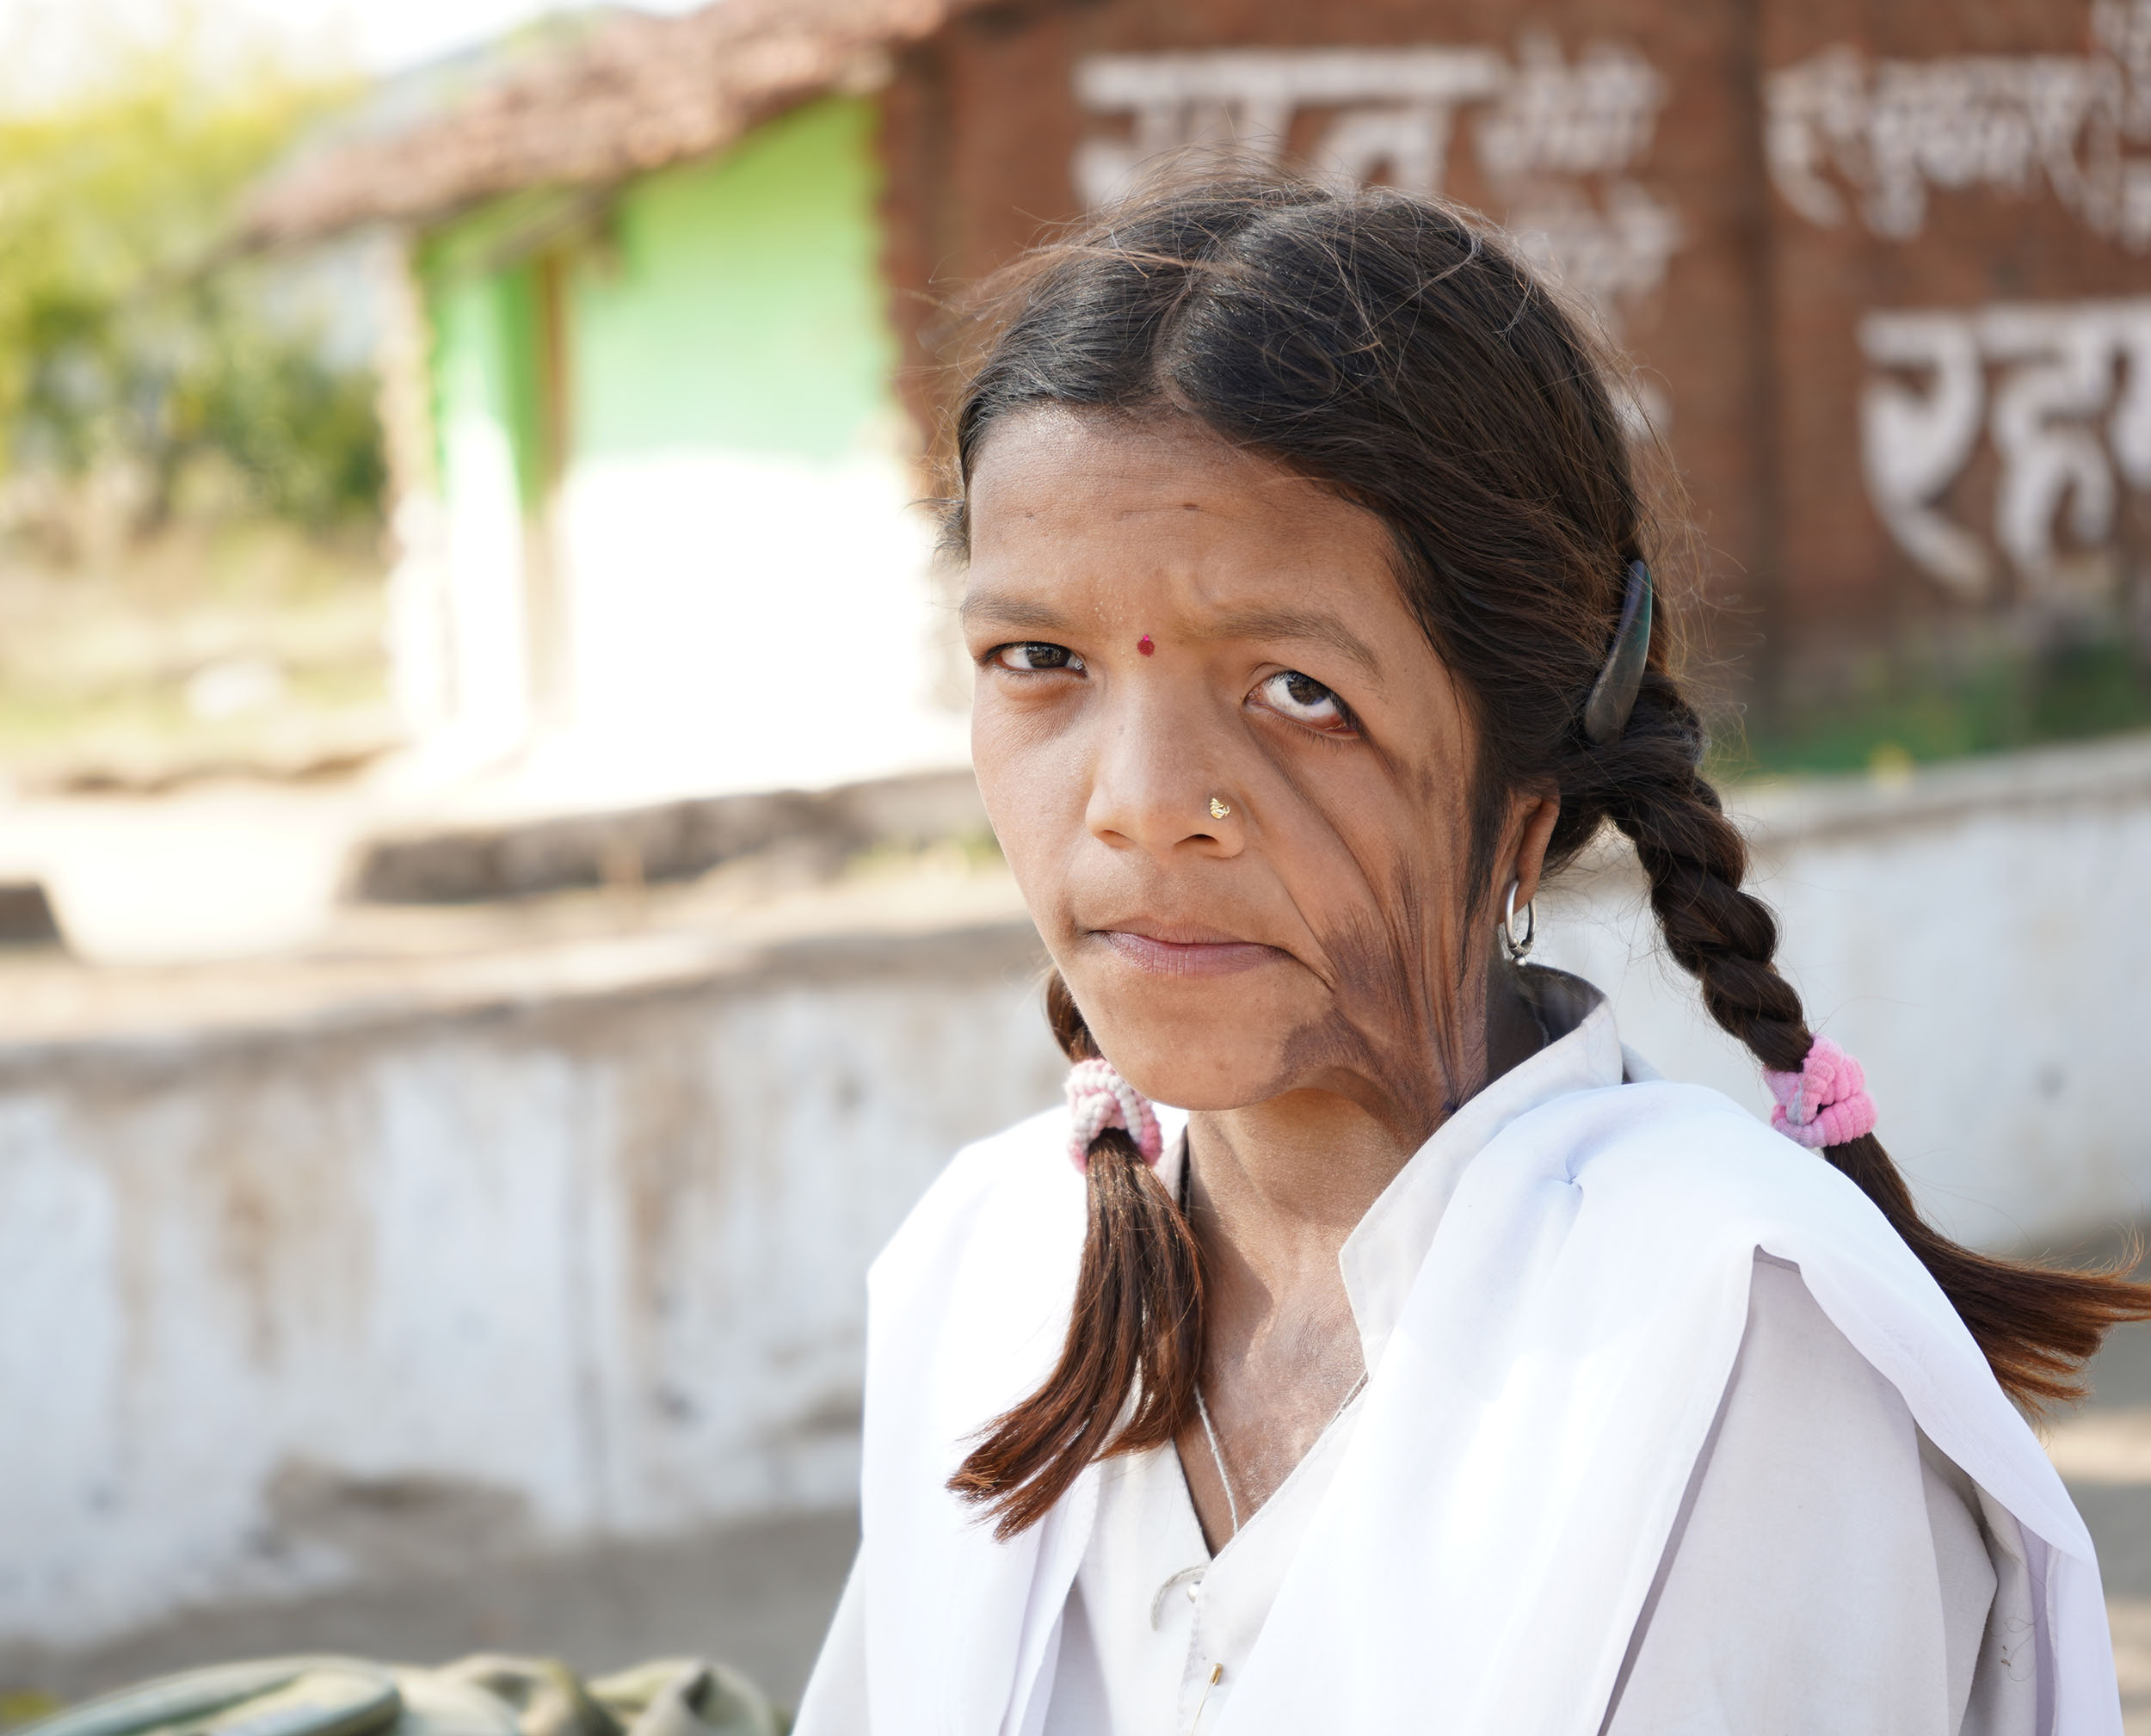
top-left (1582, 559), bottom-right (1653, 746)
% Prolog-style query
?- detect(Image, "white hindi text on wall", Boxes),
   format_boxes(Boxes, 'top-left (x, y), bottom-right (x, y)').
top-left (1768, 1), bottom-right (2151, 249)
top-left (1861, 299), bottom-right (2151, 600)
top-left (1071, 35), bottom-right (1680, 342)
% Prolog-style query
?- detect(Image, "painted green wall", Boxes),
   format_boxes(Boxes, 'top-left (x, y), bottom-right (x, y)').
top-left (568, 95), bottom-right (896, 467)
top-left (419, 95), bottom-right (894, 500)
top-left (424, 237), bottom-right (545, 511)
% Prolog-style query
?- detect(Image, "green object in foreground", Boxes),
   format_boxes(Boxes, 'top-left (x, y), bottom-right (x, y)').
top-left (14, 1658), bottom-right (784, 1736)
top-left (385, 1673), bottom-right (518, 1736)
top-left (15, 1661), bottom-right (400, 1736)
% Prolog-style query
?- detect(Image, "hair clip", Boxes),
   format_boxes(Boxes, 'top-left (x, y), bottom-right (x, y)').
top-left (1582, 559), bottom-right (1653, 746)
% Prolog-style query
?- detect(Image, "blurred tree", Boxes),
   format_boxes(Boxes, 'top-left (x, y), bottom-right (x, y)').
top-left (0, 16), bottom-right (381, 546)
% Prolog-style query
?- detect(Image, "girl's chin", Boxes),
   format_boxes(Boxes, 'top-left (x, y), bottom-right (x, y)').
top-left (1076, 1012), bottom-right (1291, 1107)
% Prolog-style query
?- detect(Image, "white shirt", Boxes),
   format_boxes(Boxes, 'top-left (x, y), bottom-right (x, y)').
top-left (1038, 1256), bottom-right (2037, 1736)
top-left (1028, 969), bottom-right (2041, 1733)
top-left (797, 970), bottom-right (2117, 1735)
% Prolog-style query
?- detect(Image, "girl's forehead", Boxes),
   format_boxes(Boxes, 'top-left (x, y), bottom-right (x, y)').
top-left (970, 405), bottom-right (1325, 520)
top-left (966, 409), bottom-right (1397, 606)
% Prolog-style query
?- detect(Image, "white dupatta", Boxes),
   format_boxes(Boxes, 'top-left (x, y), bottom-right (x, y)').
top-left (852, 1003), bottom-right (2117, 1736)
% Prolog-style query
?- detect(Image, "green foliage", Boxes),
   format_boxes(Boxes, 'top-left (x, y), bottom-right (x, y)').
top-left (165, 282), bottom-right (387, 526)
top-left (1723, 624), bottom-right (2151, 779)
top-left (0, 22), bottom-right (381, 533)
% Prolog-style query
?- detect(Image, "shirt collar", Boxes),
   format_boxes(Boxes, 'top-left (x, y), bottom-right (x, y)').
top-left (1338, 968), bottom-right (1628, 1370)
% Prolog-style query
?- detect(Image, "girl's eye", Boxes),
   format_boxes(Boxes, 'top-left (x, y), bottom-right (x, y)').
top-left (992, 642), bottom-right (1084, 673)
top-left (1256, 669), bottom-right (1355, 733)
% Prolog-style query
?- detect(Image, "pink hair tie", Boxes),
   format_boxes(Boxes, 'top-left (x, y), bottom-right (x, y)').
top-left (1764, 1035), bottom-right (1877, 1149)
top-left (1064, 1057), bottom-right (1163, 1173)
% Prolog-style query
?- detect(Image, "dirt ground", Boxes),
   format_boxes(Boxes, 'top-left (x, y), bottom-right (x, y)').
top-left (11, 1324), bottom-right (2151, 1726)
top-left (2064, 1313), bottom-right (2151, 1731)
top-left (0, 1505), bottom-right (860, 1717)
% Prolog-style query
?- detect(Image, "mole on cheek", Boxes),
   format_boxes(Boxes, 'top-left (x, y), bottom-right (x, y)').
top-left (1137, 634), bottom-right (1155, 656)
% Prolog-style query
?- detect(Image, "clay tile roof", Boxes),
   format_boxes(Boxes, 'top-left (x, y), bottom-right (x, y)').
top-left (240, 0), bottom-right (978, 245)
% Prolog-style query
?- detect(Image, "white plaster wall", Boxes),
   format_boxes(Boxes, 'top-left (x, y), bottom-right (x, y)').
top-left (1538, 735), bottom-right (2151, 1250)
top-left (437, 408), bottom-right (533, 759)
top-left (0, 738), bottom-right (2147, 1647)
top-left (552, 448), bottom-right (970, 802)
top-left (0, 929), bottom-right (1065, 1647)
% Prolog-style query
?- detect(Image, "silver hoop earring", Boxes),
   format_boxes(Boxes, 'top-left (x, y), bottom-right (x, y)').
top-left (1501, 877), bottom-right (1537, 963)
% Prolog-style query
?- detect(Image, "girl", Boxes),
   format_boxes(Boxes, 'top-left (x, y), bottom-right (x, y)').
top-left (795, 172), bottom-right (2147, 1734)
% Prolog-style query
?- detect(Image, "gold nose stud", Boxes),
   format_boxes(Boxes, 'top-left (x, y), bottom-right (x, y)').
top-left (1209, 797), bottom-right (1232, 820)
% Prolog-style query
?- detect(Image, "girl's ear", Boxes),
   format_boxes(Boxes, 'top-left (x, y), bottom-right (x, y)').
top-left (1506, 792), bottom-right (1563, 910)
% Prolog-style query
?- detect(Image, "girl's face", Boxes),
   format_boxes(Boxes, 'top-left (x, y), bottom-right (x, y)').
top-left (964, 408), bottom-right (1545, 1137)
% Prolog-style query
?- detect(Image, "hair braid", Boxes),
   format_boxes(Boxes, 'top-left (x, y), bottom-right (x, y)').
top-left (1599, 678), bottom-right (1811, 1072)
top-left (1601, 680), bottom-right (2151, 1408)
top-left (948, 974), bottom-right (1205, 1536)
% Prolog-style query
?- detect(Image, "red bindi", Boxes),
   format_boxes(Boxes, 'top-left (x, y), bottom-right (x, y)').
top-left (1137, 634), bottom-right (1155, 656)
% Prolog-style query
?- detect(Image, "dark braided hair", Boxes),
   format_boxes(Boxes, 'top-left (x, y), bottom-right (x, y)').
top-left (946, 976), bottom-right (1204, 1536)
top-left (940, 169), bottom-right (2151, 1536)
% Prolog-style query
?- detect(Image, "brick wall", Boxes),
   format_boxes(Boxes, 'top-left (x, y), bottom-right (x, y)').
top-left (877, 0), bottom-right (2151, 737)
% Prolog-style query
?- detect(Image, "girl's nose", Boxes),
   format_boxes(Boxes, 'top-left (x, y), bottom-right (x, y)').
top-left (1083, 697), bottom-right (1242, 860)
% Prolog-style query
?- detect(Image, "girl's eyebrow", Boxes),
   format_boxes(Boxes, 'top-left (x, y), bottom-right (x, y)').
top-left (958, 587), bottom-right (1076, 637)
top-left (1202, 606), bottom-right (1386, 687)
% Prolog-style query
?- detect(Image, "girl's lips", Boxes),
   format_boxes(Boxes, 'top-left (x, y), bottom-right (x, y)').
top-left (1094, 930), bottom-right (1282, 978)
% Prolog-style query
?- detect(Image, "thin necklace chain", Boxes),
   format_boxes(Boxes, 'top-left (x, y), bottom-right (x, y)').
top-left (1193, 1366), bottom-right (1369, 1543)
top-left (1193, 1382), bottom-right (1241, 1538)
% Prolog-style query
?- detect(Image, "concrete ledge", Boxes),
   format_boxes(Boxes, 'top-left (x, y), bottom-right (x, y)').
top-left (1735, 730), bottom-right (2151, 847)
top-left (0, 914), bottom-right (1048, 1081)
top-left (347, 770), bottom-right (989, 903)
